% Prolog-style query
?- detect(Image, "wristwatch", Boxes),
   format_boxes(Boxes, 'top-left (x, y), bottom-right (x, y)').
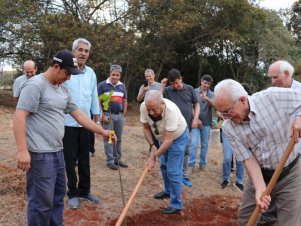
top-left (297, 112), bottom-right (301, 117)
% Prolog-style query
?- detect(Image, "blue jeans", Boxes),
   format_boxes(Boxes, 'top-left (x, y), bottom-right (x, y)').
top-left (27, 150), bottom-right (66, 226)
top-left (221, 131), bottom-right (244, 184)
top-left (160, 128), bottom-right (189, 209)
top-left (102, 112), bottom-right (124, 164)
top-left (189, 126), bottom-right (211, 166)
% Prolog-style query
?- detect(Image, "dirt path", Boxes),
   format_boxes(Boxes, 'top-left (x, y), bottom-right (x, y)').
top-left (0, 93), bottom-right (242, 226)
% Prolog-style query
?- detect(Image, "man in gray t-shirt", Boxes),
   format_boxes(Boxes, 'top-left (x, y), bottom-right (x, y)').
top-left (13, 49), bottom-right (111, 226)
top-left (13, 60), bottom-right (37, 101)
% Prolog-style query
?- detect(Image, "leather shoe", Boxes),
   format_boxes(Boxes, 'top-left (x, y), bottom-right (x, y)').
top-left (162, 207), bottom-right (182, 214)
top-left (154, 191), bottom-right (170, 199)
top-left (115, 160), bottom-right (128, 168)
top-left (107, 163), bottom-right (118, 170)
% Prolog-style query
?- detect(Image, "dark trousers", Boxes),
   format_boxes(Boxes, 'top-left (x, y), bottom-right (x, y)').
top-left (63, 126), bottom-right (90, 198)
top-left (27, 151), bottom-right (66, 226)
top-left (89, 131), bottom-right (95, 154)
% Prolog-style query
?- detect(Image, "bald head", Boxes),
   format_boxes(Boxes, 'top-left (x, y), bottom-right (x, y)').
top-left (268, 60), bottom-right (294, 88)
top-left (23, 60), bottom-right (37, 79)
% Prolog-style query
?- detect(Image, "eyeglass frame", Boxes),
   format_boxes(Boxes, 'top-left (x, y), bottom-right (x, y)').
top-left (217, 100), bottom-right (238, 117)
top-left (152, 122), bottom-right (159, 135)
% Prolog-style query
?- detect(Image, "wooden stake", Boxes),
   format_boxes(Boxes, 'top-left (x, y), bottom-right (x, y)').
top-left (247, 139), bottom-right (296, 226)
top-left (115, 166), bottom-right (149, 226)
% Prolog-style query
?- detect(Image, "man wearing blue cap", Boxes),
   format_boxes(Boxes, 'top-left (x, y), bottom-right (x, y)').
top-left (13, 49), bottom-right (111, 226)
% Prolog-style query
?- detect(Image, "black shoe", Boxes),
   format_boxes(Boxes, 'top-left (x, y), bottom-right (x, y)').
top-left (79, 193), bottom-right (100, 204)
top-left (154, 191), bottom-right (170, 199)
top-left (107, 163), bottom-right (118, 170)
top-left (115, 160), bottom-right (128, 168)
top-left (221, 180), bottom-right (229, 189)
top-left (162, 207), bottom-right (182, 214)
top-left (234, 182), bottom-right (244, 192)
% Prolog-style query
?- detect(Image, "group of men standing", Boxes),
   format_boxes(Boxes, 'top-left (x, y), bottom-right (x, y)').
top-left (12, 38), bottom-right (301, 226)
top-left (12, 38), bottom-right (128, 226)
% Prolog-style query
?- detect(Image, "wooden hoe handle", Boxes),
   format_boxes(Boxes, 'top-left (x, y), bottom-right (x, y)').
top-left (115, 166), bottom-right (149, 226)
top-left (247, 139), bottom-right (296, 226)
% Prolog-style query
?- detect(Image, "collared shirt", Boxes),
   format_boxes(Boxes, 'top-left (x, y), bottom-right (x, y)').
top-left (13, 74), bottom-right (29, 98)
top-left (223, 87), bottom-right (301, 170)
top-left (97, 78), bottom-right (127, 113)
top-left (64, 65), bottom-right (100, 127)
top-left (140, 98), bottom-right (187, 142)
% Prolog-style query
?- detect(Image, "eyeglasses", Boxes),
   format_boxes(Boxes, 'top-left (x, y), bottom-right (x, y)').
top-left (217, 101), bottom-right (237, 118)
top-left (152, 122), bottom-right (159, 135)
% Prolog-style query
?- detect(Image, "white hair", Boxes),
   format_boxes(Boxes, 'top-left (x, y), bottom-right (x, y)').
top-left (214, 79), bottom-right (248, 101)
top-left (145, 90), bottom-right (164, 105)
top-left (72, 38), bottom-right (91, 51)
top-left (278, 60), bottom-right (295, 77)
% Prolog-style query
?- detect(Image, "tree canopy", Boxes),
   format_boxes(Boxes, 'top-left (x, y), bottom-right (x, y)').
top-left (1, 0), bottom-right (300, 100)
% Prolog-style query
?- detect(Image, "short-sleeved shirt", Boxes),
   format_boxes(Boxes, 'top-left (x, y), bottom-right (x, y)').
top-left (140, 98), bottom-right (187, 142)
top-left (223, 87), bottom-right (301, 170)
top-left (64, 65), bottom-right (100, 127)
top-left (13, 74), bottom-right (29, 98)
top-left (138, 82), bottom-right (161, 102)
top-left (163, 84), bottom-right (198, 129)
top-left (195, 87), bottom-right (214, 126)
top-left (16, 74), bottom-right (78, 153)
top-left (97, 78), bottom-right (127, 113)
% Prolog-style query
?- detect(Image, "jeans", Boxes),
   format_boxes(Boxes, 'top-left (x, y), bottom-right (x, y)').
top-left (189, 126), bottom-right (211, 166)
top-left (221, 131), bottom-right (244, 184)
top-left (102, 112), bottom-right (124, 164)
top-left (63, 126), bottom-right (91, 198)
top-left (160, 128), bottom-right (189, 209)
top-left (27, 150), bottom-right (66, 226)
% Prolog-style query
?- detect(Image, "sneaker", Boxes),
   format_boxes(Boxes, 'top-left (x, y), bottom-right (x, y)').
top-left (221, 180), bottom-right (229, 189)
top-left (68, 197), bottom-right (80, 209)
top-left (107, 163), bottom-right (118, 170)
top-left (234, 182), bottom-right (244, 192)
top-left (115, 160), bottom-right (128, 168)
top-left (182, 177), bottom-right (192, 187)
top-left (79, 193), bottom-right (100, 204)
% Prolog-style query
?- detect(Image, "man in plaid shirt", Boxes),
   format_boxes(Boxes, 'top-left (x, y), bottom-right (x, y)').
top-left (213, 79), bottom-right (301, 226)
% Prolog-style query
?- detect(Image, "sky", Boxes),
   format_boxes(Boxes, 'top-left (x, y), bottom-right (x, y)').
top-left (259, 0), bottom-right (297, 10)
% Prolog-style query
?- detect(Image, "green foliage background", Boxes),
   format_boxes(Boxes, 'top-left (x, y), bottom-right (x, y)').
top-left (1, 0), bottom-right (301, 100)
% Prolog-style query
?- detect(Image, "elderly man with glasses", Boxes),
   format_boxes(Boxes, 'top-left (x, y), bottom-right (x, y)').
top-left (140, 90), bottom-right (189, 215)
top-left (214, 79), bottom-right (301, 226)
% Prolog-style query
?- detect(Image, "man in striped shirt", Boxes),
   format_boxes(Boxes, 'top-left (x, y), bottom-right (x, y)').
top-left (214, 79), bottom-right (301, 226)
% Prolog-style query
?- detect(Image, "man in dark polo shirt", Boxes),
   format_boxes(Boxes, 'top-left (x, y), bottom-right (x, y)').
top-left (161, 69), bottom-right (200, 187)
top-left (98, 64), bottom-right (128, 170)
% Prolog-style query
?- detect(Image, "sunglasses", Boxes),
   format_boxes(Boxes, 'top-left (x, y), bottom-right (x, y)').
top-left (152, 122), bottom-right (159, 135)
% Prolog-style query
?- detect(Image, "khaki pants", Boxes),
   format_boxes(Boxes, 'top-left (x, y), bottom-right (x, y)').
top-left (238, 160), bottom-right (301, 226)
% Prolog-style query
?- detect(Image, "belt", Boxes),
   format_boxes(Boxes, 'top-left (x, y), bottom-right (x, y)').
top-left (104, 111), bottom-right (123, 115)
top-left (261, 153), bottom-right (300, 183)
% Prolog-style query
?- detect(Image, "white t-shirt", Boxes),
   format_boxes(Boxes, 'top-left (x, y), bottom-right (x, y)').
top-left (140, 98), bottom-right (187, 142)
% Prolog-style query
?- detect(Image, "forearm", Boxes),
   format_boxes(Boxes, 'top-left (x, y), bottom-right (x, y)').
top-left (13, 110), bottom-right (29, 153)
top-left (137, 90), bottom-right (146, 102)
top-left (245, 155), bottom-right (266, 192)
top-left (71, 109), bottom-right (105, 135)
top-left (143, 124), bottom-right (155, 145)
top-left (123, 100), bottom-right (128, 116)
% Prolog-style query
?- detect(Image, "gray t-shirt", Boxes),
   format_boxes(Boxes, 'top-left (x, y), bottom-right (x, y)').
top-left (138, 82), bottom-right (161, 102)
top-left (16, 73), bottom-right (78, 153)
top-left (13, 74), bottom-right (29, 98)
top-left (195, 87), bottom-right (214, 126)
